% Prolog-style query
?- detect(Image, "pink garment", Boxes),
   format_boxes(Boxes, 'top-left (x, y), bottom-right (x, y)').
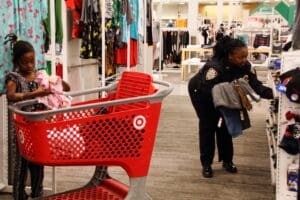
top-left (35, 70), bottom-right (71, 109)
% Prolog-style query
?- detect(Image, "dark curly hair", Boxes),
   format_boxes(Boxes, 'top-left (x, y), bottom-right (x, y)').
top-left (213, 36), bottom-right (247, 61)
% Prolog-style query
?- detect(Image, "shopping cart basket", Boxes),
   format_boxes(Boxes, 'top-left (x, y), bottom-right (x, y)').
top-left (9, 71), bottom-right (173, 200)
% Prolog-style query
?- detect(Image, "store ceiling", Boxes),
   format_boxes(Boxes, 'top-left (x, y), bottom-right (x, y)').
top-left (153, 0), bottom-right (294, 4)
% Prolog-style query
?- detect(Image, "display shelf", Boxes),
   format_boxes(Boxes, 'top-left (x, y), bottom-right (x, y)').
top-left (265, 67), bottom-right (281, 186)
top-left (180, 47), bottom-right (212, 80)
top-left (276, 52), bottom-right (300, 200)
top-left (266, 99), bottom-right (278, 186)
top-left (248, 48), bottom-right (271, 54)
top-left (182, 58), bottom-right (204, 66)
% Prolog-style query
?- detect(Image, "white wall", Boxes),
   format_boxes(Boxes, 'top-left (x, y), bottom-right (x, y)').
top-left (158, 4), bottom-right (188, 19)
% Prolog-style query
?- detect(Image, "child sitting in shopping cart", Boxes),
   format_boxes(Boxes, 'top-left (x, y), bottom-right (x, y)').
top-left (5, 37), bottom-right (70, 199)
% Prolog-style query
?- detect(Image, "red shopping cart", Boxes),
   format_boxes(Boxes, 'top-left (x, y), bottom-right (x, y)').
top-left (9, 71), bottom-right (173, 200)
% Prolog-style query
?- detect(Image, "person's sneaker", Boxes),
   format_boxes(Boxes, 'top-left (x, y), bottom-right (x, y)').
top-left (223, 162), bottom-right (238, 173)
top-left (202, 165), bottom-right (213, 178)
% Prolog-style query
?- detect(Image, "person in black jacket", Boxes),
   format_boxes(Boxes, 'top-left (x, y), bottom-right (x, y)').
top-left (188, 36), bottom-right (273, 178)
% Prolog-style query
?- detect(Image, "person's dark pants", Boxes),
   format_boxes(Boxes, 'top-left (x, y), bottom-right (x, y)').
top-left (188, 79), bottom-right (233, 167)
top-left (13, 156), bottom-right (44, 200)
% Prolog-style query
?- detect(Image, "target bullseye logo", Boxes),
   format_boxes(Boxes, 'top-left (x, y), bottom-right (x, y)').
top-left (18, 130), bottom-right (25, 144)
top-left (133, 115), bottom-right (146, 130)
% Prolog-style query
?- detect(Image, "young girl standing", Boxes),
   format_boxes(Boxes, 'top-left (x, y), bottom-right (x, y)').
top-left (6, 39), bottom-right (70, 199)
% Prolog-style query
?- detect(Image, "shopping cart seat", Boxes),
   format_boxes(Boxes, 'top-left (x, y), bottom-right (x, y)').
top-left (113, 71), bottom-right (155, 112)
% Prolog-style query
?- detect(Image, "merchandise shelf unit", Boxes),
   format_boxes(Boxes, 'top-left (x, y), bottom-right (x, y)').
top-left (266, 68), bottom-right (280, 185)
top-left (276, 51), bottom-right (300, 200)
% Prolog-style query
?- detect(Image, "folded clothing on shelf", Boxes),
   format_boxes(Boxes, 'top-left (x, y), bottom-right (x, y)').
top-left (279, 124), bottom-right (300, 155)
top-left (279, 68), bottom-right (300, 104)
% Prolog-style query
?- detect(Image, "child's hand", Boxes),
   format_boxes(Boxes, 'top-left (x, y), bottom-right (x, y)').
top-left (35, 86), bottom-right (52, 96)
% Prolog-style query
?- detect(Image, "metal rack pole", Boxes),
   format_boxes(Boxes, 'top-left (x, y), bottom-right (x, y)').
top-left (143, 0), bottom-right (147, 73)
top-left (101, 0), bottom-right (106, 95)
top-left (127, 27), bottom-right (131, 71)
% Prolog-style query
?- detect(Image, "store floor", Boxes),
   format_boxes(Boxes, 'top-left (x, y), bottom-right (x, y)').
top-left (0, 72), bottom-right (275, 200)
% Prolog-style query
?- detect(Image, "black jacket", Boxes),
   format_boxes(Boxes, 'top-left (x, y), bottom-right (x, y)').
top-left (189, 59), bottom-right (273, 101)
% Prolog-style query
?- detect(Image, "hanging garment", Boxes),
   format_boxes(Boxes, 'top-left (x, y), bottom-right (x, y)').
top-left (146, 0), bottom-right (153, 45)
top-left (121, 0), bottom-right (134, 25)
top-left (80, 0), bottom-right (101, 59)
top-left (105, 43), bottom-right (116, 76)
top-left (115, 39), bottom-right (138, 67)
top-left (112, 0), bottom-right (123, 48)
top-left (179, 31), bottom-right (189, 49)
top-left (105, 19), bottom-right (116, 76)
top-left (0, 0), bottom-right (48, 94)
top-left (44, 0), bottom-right (63, 52)
top-left (162, 31), bottom-right (173, 62)
top-left (152, 21), bottom-right (160, 43)
top-left (65, 0), bottom-right (75, 9)
top-left (65, 0), bottom-right (83, 38)
top-left (122, 0), bottom-right (138, 43)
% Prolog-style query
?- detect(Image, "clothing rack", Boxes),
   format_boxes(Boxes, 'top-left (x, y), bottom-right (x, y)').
top-left (158, 27), bottom-right (189, 73)
top-left (114, 0), bottom-right (148, 74)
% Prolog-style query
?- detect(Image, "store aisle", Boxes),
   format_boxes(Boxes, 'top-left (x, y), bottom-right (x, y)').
top-left (143, 95), bottom-right (275, 200)
top-left (0, 73), bottom-right (275, 200)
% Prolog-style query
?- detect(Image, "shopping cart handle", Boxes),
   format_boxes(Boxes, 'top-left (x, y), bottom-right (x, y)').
top-left (10, 83), bottom-right (118, 109)
top-left (153, 79), bottom-right (173, 101)
top-left (66, 82), bottom-right (118, 97)
top-left (9, 80), bottom-right (173, 121)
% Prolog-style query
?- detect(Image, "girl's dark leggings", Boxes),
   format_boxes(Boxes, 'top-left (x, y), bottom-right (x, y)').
top-left (13, 157), bottom-right (44, 200)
